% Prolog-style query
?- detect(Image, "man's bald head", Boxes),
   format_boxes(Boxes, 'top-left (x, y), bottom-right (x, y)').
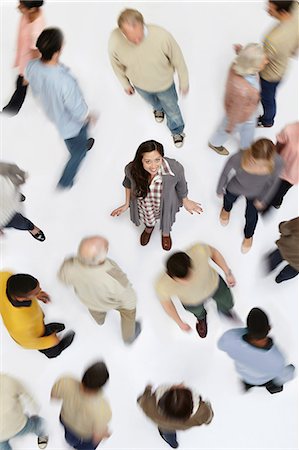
top-left (78, 236), bottom-right (109, 265)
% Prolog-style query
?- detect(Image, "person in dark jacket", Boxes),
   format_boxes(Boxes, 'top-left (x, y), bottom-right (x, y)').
top-left (137, 384), bottom-right (213, 448)
top-left (266, 217), bottom-right (299, 282)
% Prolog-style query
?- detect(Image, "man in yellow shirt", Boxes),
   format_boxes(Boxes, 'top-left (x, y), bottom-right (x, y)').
top-left (109, 9), bottom-right (189, 148)
top-left (0, 272), bottom-right (75, 358)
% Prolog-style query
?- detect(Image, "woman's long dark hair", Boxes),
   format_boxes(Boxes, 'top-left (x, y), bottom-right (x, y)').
top-left (131, 140), bottom-right (164, 198)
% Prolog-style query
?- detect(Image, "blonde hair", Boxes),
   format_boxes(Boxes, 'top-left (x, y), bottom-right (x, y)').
top-left (233, 43), bottom-right (265, 76)
top-left (241, 138), bottom-right (276, 173)
top-left (117, 9), bottom-right (144, 29)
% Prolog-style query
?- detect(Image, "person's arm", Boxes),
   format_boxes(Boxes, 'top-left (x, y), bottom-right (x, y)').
top-left (273, 364), bottom-right (295, 386)
top-left (93, 428), bottom-right (111, 445)
top-left (36, 290), bottom-right (51, 304)
top-left (108, 35), bottom-right (132, 92)
top-left (0, 163), bottom-right (27, 186)
top-left (62, 77), bottom-right (89, 123)
top-left (216, 156), bottom-right (234, 195)
top-left (111, 188), bottom-right (131, 216)
top-left (58, 259), bottom-right (74, 285)
top-left (14, 379), bottom-right (39, 414)
top-left (209, 246), bottom-right (236, 287)
top-left (161, 299), bottom-right (191, 331)
top-left (163, 32), bottom-right (189, 94)
top-left (256, 157), bottom-right (284, 207)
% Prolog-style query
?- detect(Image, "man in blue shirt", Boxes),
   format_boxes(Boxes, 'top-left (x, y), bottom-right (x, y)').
top-left (218, 307), bottom-right (295, 394)
top-left (25, 28), bottom-right (95, 189)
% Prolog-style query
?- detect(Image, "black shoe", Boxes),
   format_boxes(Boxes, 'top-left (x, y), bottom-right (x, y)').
top-left (158, 429), bottom-right (178, 448)
top-left (256, 116), bottom-right (273, 128)
top-left (153, 110), bottom-right (165, 123)
top-left (265, 381), bottom-right (283, 394)
top-left (58, 331), bottom-right (75, 354)
top-left (241, 381), bottom-right (254, 392)
top-left (87, 138), bottom-right (95, 151)
top-left (20, 193), bottom-right (26, 202)
top-left (45, 322), bottom-right (65, 334)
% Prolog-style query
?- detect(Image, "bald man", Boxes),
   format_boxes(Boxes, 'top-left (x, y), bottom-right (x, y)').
top-left (58, 236), bottom-right (141, 344)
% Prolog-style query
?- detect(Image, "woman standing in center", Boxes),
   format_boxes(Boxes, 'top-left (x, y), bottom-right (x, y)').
top-left (111, 140), bottom-right (202, 251)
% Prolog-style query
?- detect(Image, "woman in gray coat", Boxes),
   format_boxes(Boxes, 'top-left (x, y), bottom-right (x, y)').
top-left (111, 140), bottom-right (202, 250)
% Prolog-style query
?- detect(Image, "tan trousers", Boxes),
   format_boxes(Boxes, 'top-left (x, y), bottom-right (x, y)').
top-left (89, 308), bottom-right (136, 343)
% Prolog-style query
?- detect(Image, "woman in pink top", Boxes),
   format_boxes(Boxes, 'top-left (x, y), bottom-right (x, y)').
top-left (3, 1), bottom-right (45, 116)
top-left (270, 122), bottom-right (299, 208)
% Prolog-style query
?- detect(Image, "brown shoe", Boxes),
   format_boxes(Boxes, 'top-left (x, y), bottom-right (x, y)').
top-left (162, 234), bottom-right (172, 251)
top-left (140, 227), bottom-right (154, 246)
top-left (241, 237), bottom-right (253, 254)
top-left (219, 208), bottom-right (230, 226)
top-left (196, 317), bottom-right (207, 338)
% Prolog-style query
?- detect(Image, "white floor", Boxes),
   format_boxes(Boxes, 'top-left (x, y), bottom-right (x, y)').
top-left (1, 1), bottom-right (298, 449)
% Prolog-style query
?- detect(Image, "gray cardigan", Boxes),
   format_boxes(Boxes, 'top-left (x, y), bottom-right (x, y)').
top-left (122, 157), bottom-right (188, 234)
top-left (217, 151), bottom-right (283, 205)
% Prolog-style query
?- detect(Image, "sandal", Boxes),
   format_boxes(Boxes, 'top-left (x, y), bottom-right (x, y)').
top-left (29, 229), bottom-right (46, 242)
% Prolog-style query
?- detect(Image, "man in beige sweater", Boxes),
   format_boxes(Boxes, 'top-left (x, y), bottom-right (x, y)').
top-left (258, 0), bottom-right (299, 127)
top-left (0, 373), bottom-right (48, 449)
top-left (108, 9), bottom-right (189, 148)
top-left (155, 243), bottom-right (237, 338)
top-left (51, 361), bottom-right (111, 449)
top-left (58, 235), bottom-right (141, 344)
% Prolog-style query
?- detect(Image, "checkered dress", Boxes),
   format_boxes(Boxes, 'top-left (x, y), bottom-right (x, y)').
top-left (137, 159), bottom-right (174, 227)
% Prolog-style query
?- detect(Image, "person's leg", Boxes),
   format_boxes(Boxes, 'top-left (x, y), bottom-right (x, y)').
top-left (212, 275), bottom-right (234, 315)
top-left (89, 309), bottom-right (107, 325)
top-left (3, 75), bottom-right (28, 116)
top-left (223, 191), bottom-right (239, 212)
top-left (267, 248), bottom-right (284, 272)
top-left (118, 308), bottom-right (139, 343)
top-left (39, 331), bottom-right (75, 358)
top-left (271, 179), bottom-right (293, 208)
top-left (156, 84), bottom-right (184, 135)
top-left (43, 323), bottom-right (65, 335)
top-left (209, 117), bottom-right (231, 147)
top-left (134, 86), bottom-right (164, 112)
top-left (59, 124), bottom-right (89, 188)
top-left (5, 213), bottom-right (35, 231)
top-left (0, 441), bottom-right (12, 450)
top-left (259, 77), bottom-right (280, 126)
top-left (15, 415), bottom-right (47, 439)
top-left (238, 118), bottom-right (255, 150)
top-left (244, 198), bottom-right (258, 238)
top-left (183, 302), bottom-right (207, 338)
top-left (275, 264), bottom-right (299, 283)
top-left (158, 428), bottom-right (178, 449)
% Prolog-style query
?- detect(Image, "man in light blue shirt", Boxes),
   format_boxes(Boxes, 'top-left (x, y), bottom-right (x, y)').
top-left (25, 28), bottom-right (94, 189)
top-left (218, 307), bottom-right (295, 394)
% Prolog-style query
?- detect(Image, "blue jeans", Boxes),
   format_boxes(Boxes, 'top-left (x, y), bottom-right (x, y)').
top-left (59, 124), bottom-right (89, 188)
top-left (210, 115), bottom-right (256, 150)
top-left (135, 83), bottom-right (184, 135)
top-left (0, 415), bottom-right (47, 450)
top-left (224, 191), bottom-right (258, 238)
top-left (60, 416), bottom-right (99, 450)
top-left (260, 77), bottom-right (280, 126)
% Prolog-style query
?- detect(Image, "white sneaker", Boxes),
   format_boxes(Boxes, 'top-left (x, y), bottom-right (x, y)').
top-left (38, 436), bottom-right (49, 449)
top-left (173, 133), bottom-right (185, 148)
